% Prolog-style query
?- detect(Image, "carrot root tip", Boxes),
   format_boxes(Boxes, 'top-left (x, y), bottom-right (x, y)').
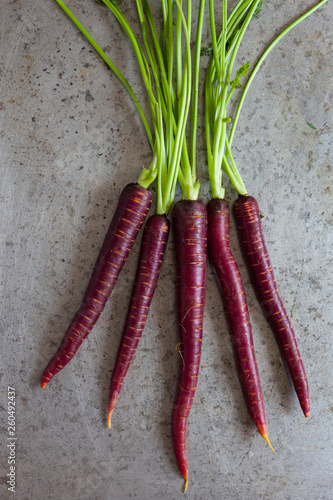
top-left (183, 477), bottom-right (188, 493)
top-left (261, 432), bottom-right (275, 454)
top-left (304, 410), bottom-right (310, 418)
top-left (107, 410), bottom-right (113, 430)
top-left (40, 382), bottom-right (48, 389)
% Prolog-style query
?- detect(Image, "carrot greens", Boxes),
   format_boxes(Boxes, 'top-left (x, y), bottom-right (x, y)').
top-left (206, 0), bottom-right (262, 200)
top-left (54, 0), bottom-right (181, 215)
top-left (206, 0), bottom-right (329, 200)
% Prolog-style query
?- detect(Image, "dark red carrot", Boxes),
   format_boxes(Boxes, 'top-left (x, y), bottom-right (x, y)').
top-left (172, 200), bottom-right (207, 492)
top-left (208, 198), bottom-right (274, 451)
top-left (41, 183), bottom-right (152, 389)
top-left (234, 195), bottom-right (310, 417)
top-left (107, 214), bottom-right (170, 428)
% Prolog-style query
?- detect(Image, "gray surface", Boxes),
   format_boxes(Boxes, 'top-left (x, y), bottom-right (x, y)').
top-left (1, 1), bottom-right (332, 499)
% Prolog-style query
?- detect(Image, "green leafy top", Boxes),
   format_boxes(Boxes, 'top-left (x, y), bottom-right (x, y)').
top-left (205, 0), bottom-right (262, 199)
top-left (253, 0), bottom-right (263, 19)
top-left (205, 0), bottom-right (329, 200)
top-left (230, 60), bottom-right (251, 89)
top-left (200, 44), bottom-right (213, 57)
top-left (54, 0), bottom-right (202, 214)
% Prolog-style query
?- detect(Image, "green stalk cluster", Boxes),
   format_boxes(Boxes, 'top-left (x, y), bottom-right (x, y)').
top-left (54, 0), bottom-right (206, 214)
top-left (206, 0), bottom-right (261, 199)
top-left (206, 0), bottom-right (329, 199)
top-left (54, 0), bottom-right (329, 206)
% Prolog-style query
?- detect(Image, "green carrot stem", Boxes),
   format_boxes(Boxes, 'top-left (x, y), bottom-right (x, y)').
top-left (209, 0), bottom-right (221, 81)
top-left (176, 0), bottom-right (183, 100)
top-left (101, 0), bottom-right (157, 108)
top-left (163, 0), bottom-right (192, 206)
top-left (190, 0), bottom-right (206, 178)
top-left (142, 0), bottom-right (176, 156)
top-left (223, 137), bottom-right (247, 195)
top-left (207, 0), bottom-right (261, 198)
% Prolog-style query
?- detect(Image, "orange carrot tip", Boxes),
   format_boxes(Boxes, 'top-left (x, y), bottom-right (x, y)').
top-left (183, 477), bottom-right (188, 493)
top-left (40, 382), bottom-right (47, 389)
top-left (262, 432), bottom-right (275, 454)
top-left (107, 410), bottom-right (113, 430)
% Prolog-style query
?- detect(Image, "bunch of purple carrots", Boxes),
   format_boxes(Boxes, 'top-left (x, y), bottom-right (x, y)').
top-left (41, 0), bottom-right (327, 491)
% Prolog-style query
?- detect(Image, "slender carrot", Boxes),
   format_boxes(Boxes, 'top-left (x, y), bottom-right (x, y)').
top-left (107, 214), bottom-right (170, 428)
top-left (41, 183), bottom-right (152, 389)
top-left (207, 198), bottom-right (274, 451)
top-left (165, 0), bottom-right (207, 490)
top-left (172, 200), bottom-right (207, 492)
top-left (234, 196), bottom-right (310, 417)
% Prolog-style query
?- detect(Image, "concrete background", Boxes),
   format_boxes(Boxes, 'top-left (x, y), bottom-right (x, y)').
top-left (1, 1), bottom-right (332, 499)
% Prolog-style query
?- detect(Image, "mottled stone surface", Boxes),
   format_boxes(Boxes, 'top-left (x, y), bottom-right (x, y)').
top-left (1, 1), bottom-right (332, 499)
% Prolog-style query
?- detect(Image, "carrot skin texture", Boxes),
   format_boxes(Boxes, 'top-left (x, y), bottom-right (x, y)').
top-left (41, 183), bottom-right (152, 388)
top-left (172, 200), bottom-right (208, 484)
top-left (108, 214), bottom-right (170, 427)
top-left (207, 199), bottom-right (268, 437)
top-left (234, 195), bottom-right (310, 417)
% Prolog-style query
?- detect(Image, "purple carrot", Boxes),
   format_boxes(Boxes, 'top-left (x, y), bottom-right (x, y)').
top-left (172, 200), bottom-right (207, 492)
top-left (107, 214), bottom-right (170, 428)
top-left (41, 183), bottom-right (152, 389)
top-left (234, 195), bottom-right (310, 417)
top-left (208, 198), bottom-right (274, 451)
